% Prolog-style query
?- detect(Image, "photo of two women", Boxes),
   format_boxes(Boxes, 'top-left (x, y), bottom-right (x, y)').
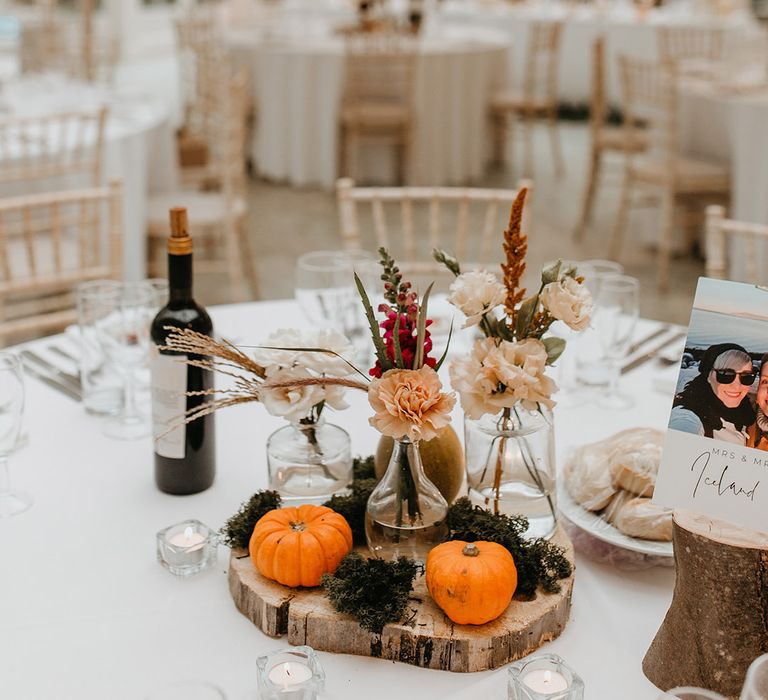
top-left (668, 278), bottom-right (768, 450)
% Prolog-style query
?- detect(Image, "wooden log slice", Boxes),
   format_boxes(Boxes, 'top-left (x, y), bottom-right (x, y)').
top-left (643, 510), bottom-right (768, 698)
top-left (228, 526), bottom-right (575, 673)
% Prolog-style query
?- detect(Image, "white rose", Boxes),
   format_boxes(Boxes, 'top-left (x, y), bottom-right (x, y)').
top-left (260, 366), bottom-right (348, 422)
top-left (447, 271), bottom-right (507, 329)
top-left (449, 338), bottom-right (557, 419)
top-left (254, 328), bottom-right (353, 376)
top-left (540, 276), bottom-right (593, 332)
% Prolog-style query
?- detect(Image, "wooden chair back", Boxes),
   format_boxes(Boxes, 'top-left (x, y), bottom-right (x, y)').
top-left (0, 181), bottom-right (122, 345)
top-left (342, 33), bottom-right (417, 109)
top-left (336, 178), bottom-right (533, 274)
top-left (0, 108), bottom-right (107, 189)
top-left (211, 70), bottom-right (250, 208)
top-left (705, 205), bottom-right (768, 283)
top-left (618, 55), bottom-right (678, 171)
top-left (522, 21), bottom-right (562, 103)
top-left (590, 35), bottom-right (608, 139)
top-left (658, 26), bottom-right (725, 67)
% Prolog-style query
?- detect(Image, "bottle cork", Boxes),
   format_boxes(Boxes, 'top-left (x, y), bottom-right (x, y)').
top-left (168, 207), bottom-right (192, 255)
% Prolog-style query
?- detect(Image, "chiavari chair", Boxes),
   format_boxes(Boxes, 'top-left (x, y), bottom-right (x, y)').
top-left (705, 205), bottom-right (768, 283)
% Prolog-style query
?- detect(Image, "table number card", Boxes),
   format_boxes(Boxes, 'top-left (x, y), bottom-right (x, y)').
top-left (654, 277), bottom-right (768, 534)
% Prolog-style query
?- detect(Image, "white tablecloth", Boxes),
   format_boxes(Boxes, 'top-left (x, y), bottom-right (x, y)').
top-left (437, 0), bottom-right (763, 105)
top-left (0, 75), bottom-right (180, 281)
top-left (1, 299), bottom-right (679, 699)
top-left (233, 29), bottom-right (509, 188)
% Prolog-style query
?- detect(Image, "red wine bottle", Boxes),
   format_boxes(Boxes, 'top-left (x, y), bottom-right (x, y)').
top-left (150, 207), bottom-right (215, 495)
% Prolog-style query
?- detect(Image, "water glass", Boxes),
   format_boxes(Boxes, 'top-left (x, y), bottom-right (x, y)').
top-left (76, 280), bottom-right (122, 415)
top-left (572, 260), bottom-right (625, 390)
top-left (95, 282), bottom-right (155, 440)
top-left (594, 274), bottom-right (640, 409)
top-left (741, 653), bottom-right (768, 700)
top-left (0, 352), bottom-right (29, 518)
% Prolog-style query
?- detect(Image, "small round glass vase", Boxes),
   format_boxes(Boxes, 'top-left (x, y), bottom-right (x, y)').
top-left (464, 406), bottom-right (557, 540)
top-left (365, 436), bottom-right (449, 563)
top-left (266, 416), bottom-right (352, 502)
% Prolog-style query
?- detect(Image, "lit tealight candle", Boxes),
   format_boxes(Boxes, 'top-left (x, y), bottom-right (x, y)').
top-left (522, 669), bottom-right (569, 694)
top-left (169, 526), bottom-right (205, 551)
top-left (267, 661), bottom-right (314, 688)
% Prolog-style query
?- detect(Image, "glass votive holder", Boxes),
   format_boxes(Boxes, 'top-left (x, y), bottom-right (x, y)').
top-left (508, 654), bottom-right (585, 700)
top-left (256, 646), bottom-right (325, 700)
top-left (156, 519), bottom-right (217, 577)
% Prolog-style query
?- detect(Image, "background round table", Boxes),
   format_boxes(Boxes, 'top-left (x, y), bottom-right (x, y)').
top-left (231, 28), bottom-right (510, 188)
top-left (0, 299), bottom-right (679, 699)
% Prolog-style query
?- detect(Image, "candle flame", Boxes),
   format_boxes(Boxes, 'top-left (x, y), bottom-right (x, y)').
top-left (183, 526), bottom-right (194, 541)
top-left (544, 670), bottom-right (552, 685)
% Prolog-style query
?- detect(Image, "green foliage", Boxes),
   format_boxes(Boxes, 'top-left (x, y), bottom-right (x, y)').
top-left (323, 457), bottom-right (378, 546)
top-left (220, 490), bottom-right (282, 550)
top-left (447, 497), bottom-right (572, 598)
top-left (321, 553), bottom-right (420, 633)
top-left (432, 248), bottom-right (461, 277)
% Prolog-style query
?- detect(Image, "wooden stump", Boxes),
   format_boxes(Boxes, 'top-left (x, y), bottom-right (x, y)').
top-left (643, 511), bottom-right (768, 698)
top-left (228, 527), bottom-right (575, 673)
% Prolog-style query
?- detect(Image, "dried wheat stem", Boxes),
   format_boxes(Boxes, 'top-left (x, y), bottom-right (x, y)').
top-left (501, 187), bottom-right (529, 326)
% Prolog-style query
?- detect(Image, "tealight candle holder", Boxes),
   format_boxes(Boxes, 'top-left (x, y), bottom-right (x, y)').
top-left (508, 654), bottom-right (584, 700)
top-left (156, 519), bottom-right (217, 577)
top-left (256, 646), bottom-right (325, 700)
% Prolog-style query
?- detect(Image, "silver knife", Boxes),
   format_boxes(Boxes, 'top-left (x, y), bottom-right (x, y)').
top-left (21, 362), bottom-right (82, 401)
top-left (626, 324), bottom-right (670, 356)
top-left (621, 331), bottom-right (688, 375)
top-left (20, 350), bottom-right (81, 392)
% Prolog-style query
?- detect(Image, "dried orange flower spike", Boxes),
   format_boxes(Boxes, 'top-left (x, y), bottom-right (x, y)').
top-left (501, 187), bottom-right (528, 325)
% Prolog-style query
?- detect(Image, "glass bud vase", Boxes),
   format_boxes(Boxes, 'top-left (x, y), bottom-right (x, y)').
top-left (266, 416), bottom-right (352, 502)
top-left (365, 437), bottom-right (449, 563)
top-left (464, 406), bottom-right (557, 540)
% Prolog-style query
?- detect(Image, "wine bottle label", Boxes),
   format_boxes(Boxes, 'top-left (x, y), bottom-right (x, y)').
top-left (150, 345), bottom-right (187, 459)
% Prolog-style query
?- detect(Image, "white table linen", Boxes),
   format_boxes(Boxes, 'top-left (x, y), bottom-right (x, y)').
top-left (0, 75), bottom-right (180, 281)
top-left (1, 299), bottom-right (678, 699)
top-left (437, 0), bottom-right (763, 105)
top-left (234, 29), bottom-right (509, 188)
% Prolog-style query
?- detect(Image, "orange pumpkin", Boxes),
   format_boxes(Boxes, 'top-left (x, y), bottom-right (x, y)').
top-left (249, 504), bottom-right (353, 588)
top-left (425, 540), bottom-right (517, 625)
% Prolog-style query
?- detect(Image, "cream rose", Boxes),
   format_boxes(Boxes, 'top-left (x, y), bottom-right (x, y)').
top-left (447, 271), bottom-right (507, 328)
top-left (540, 276), bottom-right (593, 332)
top-left (368, 365), bottom-right (455, 441)
top-left (253, 328), bottom-right (353, 376)
top-left (260, 366), bottom-right (348, 422)
top-left (449, 338), bottom-right (557, 419)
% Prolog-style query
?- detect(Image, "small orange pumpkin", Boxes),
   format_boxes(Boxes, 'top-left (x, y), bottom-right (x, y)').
top-left (425, 540), bottom-right (517, 625)
top-left (249, 504), bottom-right (353, 588)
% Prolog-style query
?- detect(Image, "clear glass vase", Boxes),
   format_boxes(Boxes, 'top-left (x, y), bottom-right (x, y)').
top-left (365, 437), bottom-right (449, 563)
top-left (464, 406), bottom-right (557, 540)
top-left (266, 416), bottom-right (352, 502)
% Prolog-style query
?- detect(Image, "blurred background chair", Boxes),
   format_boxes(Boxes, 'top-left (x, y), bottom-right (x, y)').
top-left (0, 180), bottom-right (122, 346)
top-left (657, 26), bottom-right (725, 76)
top-left (336, 177), bottom-right (532, 282)
top-left (146, 69), bottom-right (258, 302)
top-left (705, 204), bottom-right (768, 283)
top-left (489, 21), bottom-right (563, 178)
top-left (610, 55), bottom-right (730, 289)
top-left (339, 33), bottom-right (417, 185)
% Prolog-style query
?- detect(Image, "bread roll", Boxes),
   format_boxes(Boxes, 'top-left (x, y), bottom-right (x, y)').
top-left (611, 496), bottom-right (673, 542)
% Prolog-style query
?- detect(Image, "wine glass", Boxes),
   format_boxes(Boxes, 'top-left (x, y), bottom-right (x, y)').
top-left (96, 282), bottom-right (155, 440)
top-left (593, 274), bottom-right (640, 410)
top-left (295, 251), bottom-right (354, 332)
top-left (0, 352), bottom-right (29, 518)
top-left (741, 653), bottom-right (768, 700)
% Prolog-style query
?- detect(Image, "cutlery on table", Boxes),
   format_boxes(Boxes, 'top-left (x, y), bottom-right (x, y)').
top-left (21, 361), bottom-right (82, 401)
top-left (621, 330), bottom-right (687, 375)
top-left (20, 350), bottom-right (81, 393)
top-left (626, 324), bottom-right (671, 356)
top-left (48, 345), bottom-right (78, 364)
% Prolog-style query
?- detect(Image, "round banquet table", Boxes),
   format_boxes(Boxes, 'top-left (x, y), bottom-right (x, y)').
top-left (0, 74), bottom-right (180, 281)
top-left (436, 0), bottom-right (764, 106)
top-left (231, 28), bottom-right (510, 188)
top-left (0, 299), bottom-right (679, 699)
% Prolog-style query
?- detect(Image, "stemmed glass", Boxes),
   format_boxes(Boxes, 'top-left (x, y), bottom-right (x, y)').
top-left (593, 274), bottom-right (640, 409)
top-left (295, 251), bottom-right (354, 332)
top-left (96, 282), bottom-right (155, 440)
top-left (0, 353), bottom-right (29, 518)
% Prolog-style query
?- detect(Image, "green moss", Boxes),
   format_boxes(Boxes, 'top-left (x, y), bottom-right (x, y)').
top-left (220, 490), bottom-right (282, 549)
top-left (321, 553), bottom-right (420, 633)
top-left (447, 497), bottom-right (572, 598)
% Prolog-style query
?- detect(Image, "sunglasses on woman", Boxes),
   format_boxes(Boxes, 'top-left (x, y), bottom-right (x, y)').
top-left (712, 369), bottom-right (756, 386)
